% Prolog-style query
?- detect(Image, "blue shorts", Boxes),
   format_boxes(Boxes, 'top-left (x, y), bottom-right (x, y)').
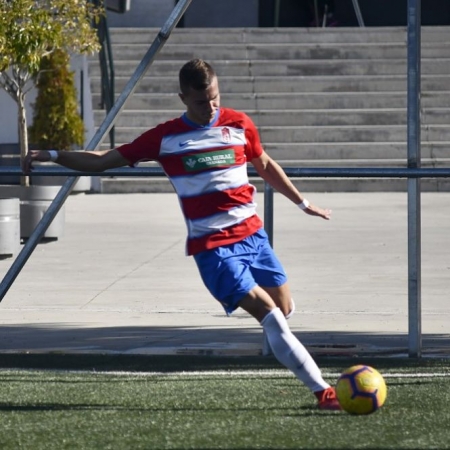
top-left (193, 228), bottom-right (288, 315)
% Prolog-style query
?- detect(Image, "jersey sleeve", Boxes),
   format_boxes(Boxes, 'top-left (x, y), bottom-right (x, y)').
top-left (116, 126), bottom-right (164, 165)
top-left (243, 114), bottom-right (264, 160)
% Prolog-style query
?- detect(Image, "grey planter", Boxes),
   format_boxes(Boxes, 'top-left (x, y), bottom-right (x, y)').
top-left (0, 198), bottom-right (21, 258)
top-left (0, 185), bottom-right (65, 240)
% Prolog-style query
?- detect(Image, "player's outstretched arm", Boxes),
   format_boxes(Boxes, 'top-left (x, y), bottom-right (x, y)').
top-left (22, 149), bottom-right (129, 174)
top-left (251, 151), bottom-right (332, 220)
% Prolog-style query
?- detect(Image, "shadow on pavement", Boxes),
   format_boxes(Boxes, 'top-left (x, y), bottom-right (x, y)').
top-left (0, 324), bottom-right (448, 361)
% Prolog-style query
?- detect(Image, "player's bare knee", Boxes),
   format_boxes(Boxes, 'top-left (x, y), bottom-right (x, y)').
top-left (285, 298), bottom-right (295, 319)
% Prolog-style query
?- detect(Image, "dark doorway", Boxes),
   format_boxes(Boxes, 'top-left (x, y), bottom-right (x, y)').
top-left (259, 0), bottom-right (450, 27)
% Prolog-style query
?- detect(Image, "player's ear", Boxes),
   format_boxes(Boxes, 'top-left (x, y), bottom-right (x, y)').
top-left (178, 92), bottom-right (186, 105)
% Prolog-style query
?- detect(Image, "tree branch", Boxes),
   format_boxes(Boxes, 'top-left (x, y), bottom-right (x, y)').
top-left (0, 72), bottom-right (19, 102)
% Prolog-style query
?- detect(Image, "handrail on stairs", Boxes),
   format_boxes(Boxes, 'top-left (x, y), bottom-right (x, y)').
top-left (351, 0), bottom-right (365, 27)
top-left (91, 0), bottom-right (116, 148)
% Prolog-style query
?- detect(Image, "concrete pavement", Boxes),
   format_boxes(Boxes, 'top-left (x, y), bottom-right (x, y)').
top-left (0, 191), bottom-right (449, 357)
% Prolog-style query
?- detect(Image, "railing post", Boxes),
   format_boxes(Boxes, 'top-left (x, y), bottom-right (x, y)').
top-left (351, 0), bottom-right (365, 27)
top-left (274, 0), bottom-right (281, 27)
top-left (407, 0), bottom-right (422, 358)
top-left (262, 182), bottom-right (274, 356)
top-left (264, 182), bottom-right (274, 247)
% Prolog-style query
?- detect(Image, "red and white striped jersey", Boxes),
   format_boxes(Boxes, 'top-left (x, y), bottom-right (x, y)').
top-left (117, 107), bottom-right (264, 255)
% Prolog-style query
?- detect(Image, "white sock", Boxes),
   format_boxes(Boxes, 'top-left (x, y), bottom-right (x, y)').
top-left (261, 308), bottom-right (330, 392)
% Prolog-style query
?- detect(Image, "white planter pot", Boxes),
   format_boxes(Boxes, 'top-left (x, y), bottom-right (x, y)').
top-left (0, 185), bottom-right (65, 240)
top-left (0, 198), bottom-right (21, 258)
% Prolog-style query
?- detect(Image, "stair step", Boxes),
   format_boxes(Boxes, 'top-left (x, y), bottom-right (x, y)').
top-left (90, 26), bottom-right (450, 192)
top-left (97, 142), bottom-right (448, 159)
top-left (111, 42), bottom-right (450, 61)
top-left (97, 142), bottom-right (448, 161)
top-left (277, 158), bottom-right (450, 167)
top-left (263, 142), bottom-right (449, 160)
top-left (260, 125), bottom-right (450, 142)
top-left (88, 58), bottom-right (450, 77)
top-left (99, 177), bottom-right (450, 194)
top-left (126, 158), bottom-right (450, 168)
top-left (90, 75), bottom-right (450, 94)
top-left (108, 125), bottom-right (450, 144)
top-left (92, 91), bottom-right (450, 110)
top-left (93, 108), bottom-right (450, 128)
top-left (108, 26), bottom-right (450, 45)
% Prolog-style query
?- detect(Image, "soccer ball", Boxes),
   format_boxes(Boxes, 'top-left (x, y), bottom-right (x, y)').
top-left (336, 365), bottom-right (387, 415)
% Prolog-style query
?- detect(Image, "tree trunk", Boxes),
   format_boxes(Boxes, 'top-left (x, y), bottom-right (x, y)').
top-left (17, 87), bottom-right (29, 187)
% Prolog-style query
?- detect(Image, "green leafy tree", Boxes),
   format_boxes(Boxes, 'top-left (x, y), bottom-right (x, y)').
top-left (0, 0), bottom-right (102, 185)
top-left (29, 49), bottom-right (85, 151)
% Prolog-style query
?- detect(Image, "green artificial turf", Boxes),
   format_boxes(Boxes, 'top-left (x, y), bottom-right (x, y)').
top-left (0, 357), bottom-right (448, 449)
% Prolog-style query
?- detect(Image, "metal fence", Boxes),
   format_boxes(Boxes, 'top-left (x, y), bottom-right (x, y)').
top-left (0, 0), bottom-right (447, 358)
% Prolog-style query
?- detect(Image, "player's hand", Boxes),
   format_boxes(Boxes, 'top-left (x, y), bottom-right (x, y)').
top-left (21, 150), bottom-right (52, 174)
top-left (302, 203), bottom-right (332, 220)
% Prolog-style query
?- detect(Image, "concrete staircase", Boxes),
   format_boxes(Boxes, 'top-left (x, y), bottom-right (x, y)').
top-left (89, 27), bottom-right (450, 192)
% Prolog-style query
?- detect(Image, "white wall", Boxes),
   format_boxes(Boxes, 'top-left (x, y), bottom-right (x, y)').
top-left (0, 56), bottom-right (94, 148)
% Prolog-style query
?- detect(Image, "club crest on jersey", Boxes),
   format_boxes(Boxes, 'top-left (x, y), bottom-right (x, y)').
top-left (221, 127), bottom-right (231, 143)
top-left (182, 149), bottom-right (236, 172)
top-left (185, 158), bottom-right (197, 169)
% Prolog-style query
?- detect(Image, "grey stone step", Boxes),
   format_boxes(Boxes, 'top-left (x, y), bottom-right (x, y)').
top-left (112, 157), bottom-right (450, 168)
top-left (90, 75), bottom-right (450, 94)
top-left (260, 125), bottom-right (450, 143)
top-left (92, 91), bottom-right (450, 111)
top-left (109, 125), bottom-right (450, 144)
top-left (88, 58), bottom-right (450, 77)
top-left (97, 142), bottom-right (448, 161)
top-left (283, 158), bottom-right (450, 167)
top-left (99, 176), bottom-right (450, 194)
top-left (111, 42), bottom-right (450, 61)
top-left (263, 142), bottom-right (449, 160)
top-left (108, 26), bottom-right (450, 45)
top-left (90, 26), bottom-right (450, 193)
top-left (94, 108), bottom-right (450, 128)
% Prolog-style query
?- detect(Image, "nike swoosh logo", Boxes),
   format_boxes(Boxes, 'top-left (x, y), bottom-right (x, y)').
top-left (179, 139), bottom-right (195, 147)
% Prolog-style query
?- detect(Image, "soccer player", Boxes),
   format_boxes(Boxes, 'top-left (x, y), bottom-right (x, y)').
top-left (22, 59), bottom-right (340, 410)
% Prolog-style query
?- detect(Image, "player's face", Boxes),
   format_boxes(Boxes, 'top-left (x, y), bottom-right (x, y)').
top-left (180, 76), bottom-right (221, 126)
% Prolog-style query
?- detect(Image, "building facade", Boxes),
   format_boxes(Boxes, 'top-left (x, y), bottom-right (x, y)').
top-left (106, 0), bottom-right (450, 28)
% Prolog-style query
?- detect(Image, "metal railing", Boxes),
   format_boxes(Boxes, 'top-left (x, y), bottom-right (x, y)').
top-left (0, 0), bottom-right (440, 358)
top-left (92, 0), bottom-right (116, 148)
top-left (1, 164), bottom-right (450, 349)
top-left (351, 0), bottom-right (365, 27)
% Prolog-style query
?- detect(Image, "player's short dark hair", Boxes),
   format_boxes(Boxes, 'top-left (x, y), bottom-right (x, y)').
top-left (179, 59), bottom-right (216, 95)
